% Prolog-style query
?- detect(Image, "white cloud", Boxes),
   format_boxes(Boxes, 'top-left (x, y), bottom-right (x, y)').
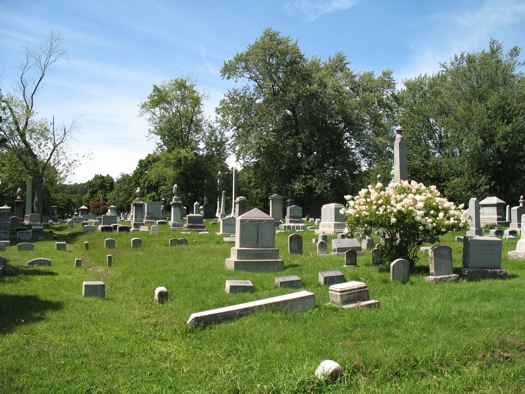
top-left (284, 0), bottom-right (358, 23)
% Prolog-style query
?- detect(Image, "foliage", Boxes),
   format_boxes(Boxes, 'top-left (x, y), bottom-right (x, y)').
top-left (218, 28), bottom-right (397, 214)
top-left (0, 31), bottom-right (78, 216)
top-left (343, 180), bottom-right (469, 266)
top-left (108, 173), bottom-right (135, 213)
top-left (396, 39), bottom-right (525, 204)
top-left (82, 174), bottom-right (114, 206)
top-left (89, 199), bottom-right (108, 215)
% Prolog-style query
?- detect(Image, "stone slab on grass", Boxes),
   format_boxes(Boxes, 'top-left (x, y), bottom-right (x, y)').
top-left (186, 290), bottom-right (315, 326)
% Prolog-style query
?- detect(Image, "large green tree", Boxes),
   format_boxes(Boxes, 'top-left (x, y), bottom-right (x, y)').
top-left (217, 28), bottom-right (397, 214)
top-left (0, 31), bottom-right (77, 216)
top-left (397, 39), bottom-right (525, 204)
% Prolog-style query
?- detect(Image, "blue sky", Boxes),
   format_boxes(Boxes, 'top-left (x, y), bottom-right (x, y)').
top-left (1, 0), bottom-right (525, 184)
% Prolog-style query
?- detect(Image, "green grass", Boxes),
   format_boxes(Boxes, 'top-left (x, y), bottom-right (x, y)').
top-left (1, 223), bottom-right (524, 393)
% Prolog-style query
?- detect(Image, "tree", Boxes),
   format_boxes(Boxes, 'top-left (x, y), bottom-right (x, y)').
top-left (82, 174), bottom-right (114, 207)
top-left (139, 78), bottom-right (207, 152)
top-left (0, 31), bottom-right (77, 216)
top-left (397, 40), bottom-right (525, 204)
top-left (218, 28), bottom-right (396, 214)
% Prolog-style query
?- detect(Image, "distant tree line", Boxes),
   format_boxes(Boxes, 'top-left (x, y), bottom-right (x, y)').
top-left (1, 29), bottom-right (524, 218)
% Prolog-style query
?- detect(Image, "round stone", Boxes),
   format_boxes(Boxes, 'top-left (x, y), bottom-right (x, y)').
top-left (315, 359), bottom-right (344, 380)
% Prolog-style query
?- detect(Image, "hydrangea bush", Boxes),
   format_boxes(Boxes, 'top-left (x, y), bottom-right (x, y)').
top-left (343, 180), bottom-right (469, 267)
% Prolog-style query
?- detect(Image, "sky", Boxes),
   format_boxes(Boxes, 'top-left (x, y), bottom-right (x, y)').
top-left (1, 0), bottom-right (525, 184)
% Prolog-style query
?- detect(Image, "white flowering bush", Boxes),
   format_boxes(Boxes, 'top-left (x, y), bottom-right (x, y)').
top-left (343, 180), bottom-right (469, 267)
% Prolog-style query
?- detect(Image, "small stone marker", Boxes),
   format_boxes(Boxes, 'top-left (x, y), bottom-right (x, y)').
top-left (288, 233), bottom-right (303, 255)
top-left (150, 225), bottom-right (159, 235)
top-left (131, 238), bottom-right (142, 248)
top-left (104, 238), bottom-right (116, 249)
top-left (177, 238), bottom-right (188, 245)
top-left (28, 258), bottom-right (51, 267)
top-left (106, 254), bottom-right (113, 267)
top-left (344, 249), bottom-right (357, 266)
top-left (328, 281), bottom-right (379, 309)
top-left (169, 238), bottom-right (177, 247)
top-left (83, 225), bottom-right (96, 233)
top-left (74, 258), bottom-right (82, 268)
top-left (332, 238), bottom-right (361, 254)
top-left (140, 225), bottom-right (149, 232)
top-left (84, 241), bottom-right (89, 250)
top-left (117, 225), bottom-right (130, 232)
top-left (317, 240), bottom-right (328, 255)
top-left (315, 360), bottom-right (344, 380)
top-left (154, 287), bottom-right (169, 304)
top-left (82, 281), bottom-right (105, 299)
top-left (390, 258), bottom-right (410, 283)
top-left (372, 246), bottom-right (382, 265)
top-left (18, 242), bottom-right (34, 251)
top-left (225, 280), bottom-right (254, 294)
top-left (99, 225), bottom-right (113, 233)
top-left (55, 242), bottom-right (67, 251)
top-left (17, 231), bottom-right (32, 241)
top-left (361, 236), bottom-right (374, 250)
top-left (425, 245), bottom-right (459, 283)
top-left (274, 275), bottom-right (302, 289)
top-left (318, 270), bottom-right (345, 286)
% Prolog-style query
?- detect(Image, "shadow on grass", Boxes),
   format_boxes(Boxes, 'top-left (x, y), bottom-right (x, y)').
top-left (3, 264), bottom-right (58, 278)
top-left (0, 294), bottom-right (63, 335)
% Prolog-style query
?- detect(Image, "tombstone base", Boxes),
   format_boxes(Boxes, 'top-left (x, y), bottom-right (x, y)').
top-left (340, 299), bottom-right (380, 309)
top-left (508, 251), bottom-right (525, 260)
top-left (424, 274), bottom-right (460, 283)
top-left (225, 258), bottom-right (284, 272)
top-left (279, 223), bottom-right (306, 231)
top-left (182, 224), bottom-right (206, 231)
top-left (461, 268), bottom-right (507, 280)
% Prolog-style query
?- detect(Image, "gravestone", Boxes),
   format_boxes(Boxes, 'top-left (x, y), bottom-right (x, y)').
top-left (219, 215), bottom-right (236, 235)
top-left (361, 236), bottom-right (374, 250)
top-left (317, 240), bottom-right (328, 255)
top-left (83, 281), bottom-right (105, 299)
top-left (150, 225), bottom-right (159, 235)
top-left (131, 238), bottom-right (142, 248)
top-left (145, 201), bottom-right (162, 222)
top-left (107, 254), bottom-right (113, 267)
top-left (506, 196), bottom-right (525, 235)
top-left (170, 184), bottom-right (184, 228)
top-left (372, 245), bottom-right (382, 265)
top-left (17, 231), bottom-right (32, 241)
top-left (332, 238), bottom-right (361, 255)
top-left (225, 208), bottom-right (284, 272)
top-left (101, 214), bottom-right (117, 226)
top-left (99, 225), bottom-right (113, 232)
top-left (329, 281), bottom-right (379, 309)
top-left (275, 275), bottom-right (302, 289)
top-left (84, 241), bottom-right (89, 250)
top-left (269, 194), bottom-right (284, 224)
top-left (281, 205), bottom-right (305, 231)
top-left (74, 258), bottom-right (82, 268)
top-left (104, 238), bottom-right (116, 249)
top-left (183, 202), bottom-right (206, 231)
top-left (425, 245), bottom-right (459, 283)
top-left (318, 270), bottom-right (345, 286)
top-left (390, 259), bottom-right (410, 283)
top-left (288, 233), bottom-right (303, 255)
top-left (107, 205), bottom-right (118, 216)
top-left (117, 225), bottom-right (130, 233)
top-left (83, 225), bottom-right (96, 233)
top-left (131, 188), bottom-right (145, 229)
top-left (344, 249), bottom-right (357, 266)
top-left (234, 196), bottom-right (248, 217)
top-left (316, 203), bottom-right (346, 235)
top-left (28, 258), bottom-right (50, 267)
top-left (225, 280), bottom-right (254, 294)
top-left (462, 236), bottom-right (506, 279)
top-left (508, 214), bottom-right (525, 260)
top-left (55, 242), bottom-right (67, 251)
top-left (479, 196), bottom-right (507, 227)
top-left (18, 242), bottom-right (34, 251)
top-left (0, 230), bottom-right (9, 240)
top-left (466, 197), bottom-right (483, 236)
top-left (154, 287), bottom-right (169, 304)
top-left (393, 126), bottom-right (407, 183)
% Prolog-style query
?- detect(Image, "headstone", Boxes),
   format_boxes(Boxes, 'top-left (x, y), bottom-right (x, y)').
top-left (101, 215), bottom-right (117, 226)
top-left (332, 238), bottom-right (362, 255)
top-left (99, 225), bottom-right (113, 232)
top-left (145, 201), bottom-right (162, 222)
top-left (186, 291), bottom-right (315, 327)
top-left (83, 225), bottom-right (96, 233)
top-left (131, 238), bottom-right (142, 248)
top-left (150, 224), bottom-right (159, 235)
top-left (107, 205), bottom-right (118, 216)
top-left (466, 198), bottom-right (483, 236)
top-left (0, 230), bottom-right (9, 240)
top-left (508, 214), bottom-right (525, 260)
top-left (170, 184), bottom-right (184, 228)
top-left (269, 194), bottom-right (284, 223)
top-left (344, 249), bottom-right (357, 266)
top-left (288, 233), bottom-right (303, 255)
top-left (28, 257), bottom-right (50, 267)
top-left (328, 281), bottom-right (379, 309)
top-left (317, 240), bottom-right (328, 255)
top-left (225, 208), bottom-right (284, 272)
top-left (479, 196), bottom-right (508, 227)
top-left (318, 270), bottom-right (345, 286)
top-left (281, 205), bottom-right (305, 231)
top-left (462, 236), bottom-right (506, 279)
top-left (140, 225), bottom-right (149, 232)
top-left (177, 238), bottom-right (188, 245)
top-left (55, 242), bottom-right (67, 251)
top-left (82, 281), bottom-right (105, 299)
top-left (84, 241), bottom-right (89, 250)
top-left (74, 258), bottom-right (82, 268)
top-left (275, 275), bottom-right (302, 289)
top-left (372, 245), bottom-right (382, 265)
top-left (183, 210), bottom-right (206, 231)
top-left (316, 203), bottom-right (346, 235)
top-left (17, 231), bottom-right (32, 241)
top-left (315, 360), bottom-right (344, 380)
top-left (234, 196), bottom-right (247, 217)
top-left (154, 287), bottom-right (169, 304)
top-left (104, 238), bottom-right (116, 249)
top-left (131, 188), bottom-right (145, 228)
top-left (219, 215), bottom-right (236, 235)
top-left (390, 259), bottom-right (410, 283)
top-left (106, 254), bottom-right (113, 267)
top-left (117, 225), bottom-right (130, 233)
top-left (17, 242), bottom-right (34, 251)
top-left (361, 236), bottom-right (374, 250)
top-left (225, 280), bottom-right (254, 294)
top-left (393, 125), bottom-right (407, 183)
top-left (425, 245), bottom-right (459, 283)
top-left (506, 196), bottom-right (525, 235)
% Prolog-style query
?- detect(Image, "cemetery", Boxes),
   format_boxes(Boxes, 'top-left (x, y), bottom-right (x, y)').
top-left (1, 212), bottom-right (524, 392)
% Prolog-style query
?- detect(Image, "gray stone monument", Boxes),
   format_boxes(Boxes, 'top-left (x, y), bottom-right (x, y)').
top-left (225, 208), bottom-right (284, 272)
top-left (425, 245), bottom-right (459, 283)
top-left (234, 196), bottom-right (247, 217)
top-left (131, 188), bottom-right (145, 229)
top-left (288, 233), bottom-right (303, 255)
top-left (170, 184), bottom-right (184, 228)
top-left (462, 236), bottom-right (506, 279)
top-left (390, 258), bottom-right (410, 283)
top-left (505, 196), bottom-right (525, 235)
top-left (183, 202), bottom-right (206, 231)
top-left (393, 125), bottom-right (407, 183)
top-left (479, 196), bottom-right (507, 227)
top-left (315, 203), bottom-right (346, 235)
top-left (281, 205), bottom-right (305, 231)
top-left (466, 197), bottom-right (483, 236)
top-left (508, 215), bottom-right (525, 260)
top-left (269, 194), bottom-right (284, 224)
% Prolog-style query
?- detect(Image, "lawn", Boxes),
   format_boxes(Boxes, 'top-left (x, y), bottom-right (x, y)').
top-left (1, 222), bottom-right (524, 393)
